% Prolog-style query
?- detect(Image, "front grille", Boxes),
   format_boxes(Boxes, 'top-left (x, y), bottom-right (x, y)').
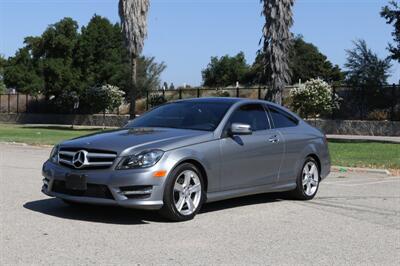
top-left (52, 180), bottom-right (114, 199)
top-left (58, 148), bottom-right (117, 170)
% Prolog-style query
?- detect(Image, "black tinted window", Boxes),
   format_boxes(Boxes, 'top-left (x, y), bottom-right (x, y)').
top-left (126, 102), bottom-right (232, 131)
top-left (228, 104), bottom-right (270, 131)
top-left (268, 106), bottom-right (298, 128)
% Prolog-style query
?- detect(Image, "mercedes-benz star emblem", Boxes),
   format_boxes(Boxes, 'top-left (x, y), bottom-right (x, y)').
top-left (72, 150), bottom-right (88, 169)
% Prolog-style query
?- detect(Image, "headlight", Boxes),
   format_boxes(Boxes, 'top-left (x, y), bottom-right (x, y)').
top-left (117, 150), bottom-right (164, 170)
top-left (49, 145), bottom-right (59, 163)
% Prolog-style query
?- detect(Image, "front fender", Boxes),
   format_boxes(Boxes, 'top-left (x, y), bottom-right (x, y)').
top-left (163, 140), bottom-right (221, 192)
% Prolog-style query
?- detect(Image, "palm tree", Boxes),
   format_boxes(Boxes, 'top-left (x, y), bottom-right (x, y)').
top-left (119, 0), bottom-right (150, 118)
top-left (261, 0), bottom-right (295, 104)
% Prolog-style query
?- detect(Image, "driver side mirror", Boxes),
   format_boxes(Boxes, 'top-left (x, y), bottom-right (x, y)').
top-left (229, 123), bottom-right (252, 136)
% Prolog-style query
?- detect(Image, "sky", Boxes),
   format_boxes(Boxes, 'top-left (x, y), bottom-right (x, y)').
top-left (0, 0), bottom-right (399, 86)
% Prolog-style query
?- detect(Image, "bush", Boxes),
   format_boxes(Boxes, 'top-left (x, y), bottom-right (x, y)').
top-left (83, 84), bottom-right (125, 114)
top-left (290, 78), bottom-right (341, 118)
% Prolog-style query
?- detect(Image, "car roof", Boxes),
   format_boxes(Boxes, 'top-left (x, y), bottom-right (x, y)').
top-left (176, 97), bottom-right (259, 104)
top-left (175, 97), bottom-right (302, 121)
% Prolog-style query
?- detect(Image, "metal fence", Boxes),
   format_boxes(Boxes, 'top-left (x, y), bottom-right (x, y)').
top-left (1, 85), bottom-right (400, 121)
top-left (0, 94), bottom-right (30, 113)
top-left (145, 85), bottom-right (400, 121)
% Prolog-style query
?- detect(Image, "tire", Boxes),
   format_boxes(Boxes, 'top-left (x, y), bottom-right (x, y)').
top-left (160, 163), bottom-right (205, 222)
top-left (291, 157), bottom-right (320, 200)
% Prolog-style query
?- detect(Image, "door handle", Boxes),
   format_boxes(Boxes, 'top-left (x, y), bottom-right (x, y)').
top-left (268, 135), bottom-right (279, 143)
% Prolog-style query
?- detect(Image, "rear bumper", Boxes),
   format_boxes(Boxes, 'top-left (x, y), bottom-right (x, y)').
top-left (42, 160), bottom-right (166, 210)
top-left (321, 158), bottom-right (331, 181)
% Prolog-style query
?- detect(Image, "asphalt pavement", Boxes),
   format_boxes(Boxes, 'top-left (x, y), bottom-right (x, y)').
top-left (1, 143), bottom-right (399, 265)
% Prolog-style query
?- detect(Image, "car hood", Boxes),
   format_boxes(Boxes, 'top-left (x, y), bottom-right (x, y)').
top-left (60, 127), bottom-right (213, 156)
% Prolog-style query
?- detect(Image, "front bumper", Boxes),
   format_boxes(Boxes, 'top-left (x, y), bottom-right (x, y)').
top-left (42, 160), bottom-right (166, 210)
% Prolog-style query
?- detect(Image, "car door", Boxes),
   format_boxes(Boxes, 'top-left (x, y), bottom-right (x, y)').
top-left (219, 103), bottom-right (284, 190)
top-left (266, 105), bottom-right (302, 184)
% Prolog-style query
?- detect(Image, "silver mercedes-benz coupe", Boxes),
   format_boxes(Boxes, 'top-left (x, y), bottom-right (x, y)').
top-left (42, 97), bottom-right (330, 221)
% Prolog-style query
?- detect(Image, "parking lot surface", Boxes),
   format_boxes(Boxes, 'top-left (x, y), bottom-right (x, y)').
top-left (1, 143), bottom-right (399, 265)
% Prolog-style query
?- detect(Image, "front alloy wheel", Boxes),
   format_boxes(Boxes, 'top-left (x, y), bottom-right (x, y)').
top-left (173, 170), bottom-right (202, 216)
top-left (160, 163), bottom-right (205, 221)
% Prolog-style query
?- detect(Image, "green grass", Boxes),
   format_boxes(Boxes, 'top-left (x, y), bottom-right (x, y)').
top-left (329, 140), bottom-right (400, 170)
top-left (0, 124), bottom-right (399, 169)
top-left (0, 124), bottom-right (102, 145)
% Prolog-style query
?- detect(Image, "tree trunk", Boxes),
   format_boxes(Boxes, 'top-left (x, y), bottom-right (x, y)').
top-left (264, 87), bottom-right (282, 105)
top-left (129, 55), bottom-right (137, 119)
top-left (272, 89), bottom-right (282, 105)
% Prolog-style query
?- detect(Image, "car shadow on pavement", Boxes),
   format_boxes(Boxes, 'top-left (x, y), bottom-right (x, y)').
top-left (23, 198), bottom-right (165, 225)
top-left (24, 193), bottom-right (285, 224)
top-left (201, 192), bottom-right (284, 214)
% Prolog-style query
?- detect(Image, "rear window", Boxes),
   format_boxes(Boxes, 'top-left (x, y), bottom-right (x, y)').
top-left (267, 106), bottom-right (298, 128)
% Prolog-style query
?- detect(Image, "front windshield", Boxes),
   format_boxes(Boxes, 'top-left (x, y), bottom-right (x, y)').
top-left (126, 101), bottom-right (232, 131)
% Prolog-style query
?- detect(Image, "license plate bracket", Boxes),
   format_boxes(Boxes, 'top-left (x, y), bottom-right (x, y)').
top-left (65, 174), bottom-right (87, 190)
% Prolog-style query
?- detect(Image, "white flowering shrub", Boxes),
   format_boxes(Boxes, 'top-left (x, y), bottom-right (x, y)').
top-left (290, 78), bottom-right (341, 118)
top-left (84, 84), bottom-right (125, 113)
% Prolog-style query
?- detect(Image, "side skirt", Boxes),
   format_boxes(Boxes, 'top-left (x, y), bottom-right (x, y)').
top-left (206, 182), bottom-right (296, 203)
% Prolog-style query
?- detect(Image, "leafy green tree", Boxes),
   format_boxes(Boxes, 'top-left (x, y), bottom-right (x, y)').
top-left (4, 15), bottom-right (166, 112)
top-left (75, 15), bottom-right (129, 92)
top-left (202, 52), bottom-right (250, 87)
top-left (345, 40), bottom-right (391, 87)
top-left (4, 47), bottom-right (44, 95)
top-left (249, 36), bottom-right (343, 85)
top-left (136, 56), bottom-right (167, 97)
top-left (345, 40), bottom-right (392, 117)
top-left (7, 18), bottom-right (81, 99)
top-left (381, 0), bottom-right (400, 62)
top-left (4, 15), bottom-right (166, 113)
top-left (0, 55), bottom-right (7, 93)
top-left (39, 18), bottom-right (81, 99)
top-left (289, 36), bottom-right (343, 84)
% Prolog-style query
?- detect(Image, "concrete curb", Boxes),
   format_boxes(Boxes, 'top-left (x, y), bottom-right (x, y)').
top-left (327, 135), bottom-right (400, 144)
top-left (0, 141), bottom-right (52, 148)
top-left (332, 166), bottom-right (391, 175)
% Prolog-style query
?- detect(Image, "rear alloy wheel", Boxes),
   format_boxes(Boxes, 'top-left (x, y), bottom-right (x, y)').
top-left (291, 157), bottom-right (320, 200)
top-left (160, 163), bottom-right (205, 221)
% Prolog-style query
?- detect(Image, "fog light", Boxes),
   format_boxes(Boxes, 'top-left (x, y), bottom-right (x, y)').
top-left (119, 186), bottom-right (153, 196)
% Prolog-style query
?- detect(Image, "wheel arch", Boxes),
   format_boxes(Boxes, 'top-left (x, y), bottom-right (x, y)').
top-left (306, 153), bottom-right (322, 178)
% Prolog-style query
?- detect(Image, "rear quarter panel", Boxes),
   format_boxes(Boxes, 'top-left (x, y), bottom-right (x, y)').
top-left (277, 121), bottom-right (330, 184)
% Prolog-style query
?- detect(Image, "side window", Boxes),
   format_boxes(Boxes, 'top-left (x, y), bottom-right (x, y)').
top-left (228, 104), bottom-right (270, 131)
top-left (267, 106), bottom-right (298, 128)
